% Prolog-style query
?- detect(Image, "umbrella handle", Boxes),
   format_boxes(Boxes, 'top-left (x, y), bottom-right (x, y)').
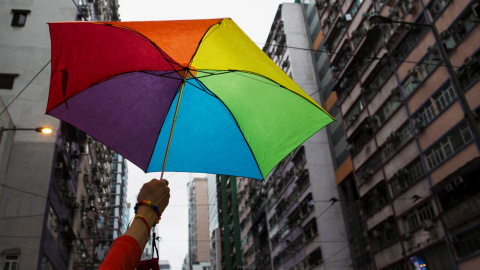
top-left (160, 80), bottom-right (186, 180)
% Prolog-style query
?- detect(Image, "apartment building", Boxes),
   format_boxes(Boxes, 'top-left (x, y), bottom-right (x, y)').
top-left (313, 0), bottom-right (480, 268)
top-left (187, 177), bottom-right (211, 270)
top-left (261, 3), bottom-right (352, 270)
top-left (213, 175), bottom-right (244, 270)
top-left (0, 0), bottom-right (121, 269)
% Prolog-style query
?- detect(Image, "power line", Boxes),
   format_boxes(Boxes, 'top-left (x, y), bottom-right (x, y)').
top-left (0, 60), bottom-right (50, 118)
top-left (261, 39), bottom-right (462, 69)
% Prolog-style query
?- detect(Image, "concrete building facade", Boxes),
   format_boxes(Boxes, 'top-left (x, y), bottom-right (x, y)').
top-left (311, 0), bottom-right (480, 268)
top-left (260, 3), bottom-right (352, 270)
top-left (0, 0), bottom-right (120, 269)
top-left (187, 177), bottom-right (211, 270)
top-left (207, 174), bottom-right (222, 270)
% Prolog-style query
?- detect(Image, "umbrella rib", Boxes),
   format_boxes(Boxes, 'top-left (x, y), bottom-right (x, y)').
top-left (102, 23), bottom-right (184, 71)
top-left (140, 70), bottom-right (183, 81)
top-left (189, 76), bottom-right (263, 179)
top-left (184, 19), bottom-right (224, 71)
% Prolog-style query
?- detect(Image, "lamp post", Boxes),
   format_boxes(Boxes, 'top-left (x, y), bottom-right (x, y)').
top-left (0, 126), bottom-right (52, 143)
top-left (368, 14), bottom-right (480, 145)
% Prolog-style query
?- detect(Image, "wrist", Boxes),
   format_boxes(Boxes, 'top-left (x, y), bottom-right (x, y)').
top-left (137, 205), bottom-right (158, 227)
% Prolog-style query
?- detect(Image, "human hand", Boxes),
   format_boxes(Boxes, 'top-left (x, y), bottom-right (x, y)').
top-left (136, 179), bottom-right (170, 225)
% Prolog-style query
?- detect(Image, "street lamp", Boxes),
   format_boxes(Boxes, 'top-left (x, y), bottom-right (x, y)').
top-left (368, 14), bottom-right (480, 144)
top-left (0, 126), bottom-right (52, 142)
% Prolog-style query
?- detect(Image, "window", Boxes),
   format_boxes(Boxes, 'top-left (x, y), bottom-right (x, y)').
top-left (417, 51), bottom-right (442, 79)
top-left (398, 0), bottom-right (415, 15)
top-left (390, 158), bottom-right (425, 196)
top-left (299, 193), bottom-right (314, 218)
top-left (393, 16), bottom-right (427, 61)
top-left (363, 184), bottom-right (390, 215)
top-left (303, 218), bottom-right (318, 241)
top-left (296, 169), bottom-right (310, 193)
top-left (293, 147), bottom-right (306, 171)
top-left (349, 0), bottom-right (364, 18)
top-left (47, 206), bottom-right (59, 239)
top-left (428, 0), bottom-right (450, 19)
top-left (356, 153), bottom-right (381, 184)
top-left (345, 97), bottom-right (366, 127)
top-left (381, 123), bottom-right (414, 161)
top-left (403, 201), bottom-right (436, 231)
top-left (11, 9), bottom-right (30, 27)
top-left (0, 74), bottom-right (18, 89)
top-left (425, 121), bottom-right (473, 169)
top-left (441, 5), bottom-right (480, 51)
top-left (402, 69), bottom-right (421, 96)
top-left (336, 73), bottom-right (357, 101)
top-left (370, 221), bottom-right (398, 251)
top-left (437, 167), bottom-right (480, 212)
top-left (307, 248), bottom-right (323, 266)
top-left (373, 95), bottom-right (402, 130)
top-left (366, 57), bottom-right (393, 92)
top-left (454, 225), bottom-right (480, 258)
top-left (458, 54), bottom-right (480, 90)
top-left (293, 233), bottom-right (306, 250)
top-left (414, 81), bottom-right (456, 130)
top-left (3, 255), bottom-right (19, 270)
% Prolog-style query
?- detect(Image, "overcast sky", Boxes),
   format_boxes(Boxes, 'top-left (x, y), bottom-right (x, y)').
top-left (118, 1), bottom-right (291, 269)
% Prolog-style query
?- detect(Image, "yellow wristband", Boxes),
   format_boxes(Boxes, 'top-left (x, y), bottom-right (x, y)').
top-left (134, 214), bottom-right (151, 238)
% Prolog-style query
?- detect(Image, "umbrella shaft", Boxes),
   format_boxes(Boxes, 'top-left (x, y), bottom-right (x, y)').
top-left (160, 80), bottom-right (186, 180)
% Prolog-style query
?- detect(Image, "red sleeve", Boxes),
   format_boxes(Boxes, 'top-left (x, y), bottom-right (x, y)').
top-left (98, 235), bottom-right (142, 270)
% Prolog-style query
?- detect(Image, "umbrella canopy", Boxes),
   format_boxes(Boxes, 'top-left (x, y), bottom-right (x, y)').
top-left (47, 18), bottom-right (334, 180)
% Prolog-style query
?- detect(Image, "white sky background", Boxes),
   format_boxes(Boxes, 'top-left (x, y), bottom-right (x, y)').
top-left (119, 1), bottom-right (292, 269)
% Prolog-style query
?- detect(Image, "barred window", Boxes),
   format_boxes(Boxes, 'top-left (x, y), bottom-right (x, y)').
top-left (434, 82), bottom-right (456, 112)
top-left (390, 158), bottom-right (425, 196)
top-left (425, 121), bottom-right (472, 169)
top-left (403, 201), bottom-right (436, 231)
top-left (304, 218), bottom-right (318, 241)
top-left (417, 51), bottom-right (442, 79)
top-left (373, 95), bottom-right (402, 129)
top-left (428, 0), bottom-right (450, 19)
top-left (414, 81), bottom-right (456, 130)
top-left (381, 123), bottom-right (414, 161)
top-left (454, 225), bottom-right (480, 258)
top-left (402, 70), bottom-right (420, 96)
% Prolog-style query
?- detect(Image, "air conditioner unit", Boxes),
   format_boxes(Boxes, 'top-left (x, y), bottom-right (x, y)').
top-left (445, 183), bottom-right (454, 192)
top-left (56, 162), bottom-right (63, 169)
top-left (453, 176), bottom-right (464, 186)
top-left (427, 44), bottom-right (438, 53)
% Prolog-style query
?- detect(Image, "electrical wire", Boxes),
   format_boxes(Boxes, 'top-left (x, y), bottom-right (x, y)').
top-left (0, 60), bottom-right (50, 118)
top-left (260, 38), bottom-right (462, 69)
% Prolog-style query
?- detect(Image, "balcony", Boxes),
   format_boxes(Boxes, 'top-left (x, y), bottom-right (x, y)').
top-left (440, 192), bottom-right (480, 230)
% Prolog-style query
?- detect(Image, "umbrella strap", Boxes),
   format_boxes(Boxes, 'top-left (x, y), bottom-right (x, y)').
top-left (160, 80), bottom-right (186, 180)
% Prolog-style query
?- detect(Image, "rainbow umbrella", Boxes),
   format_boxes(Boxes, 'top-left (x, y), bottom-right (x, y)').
top-left (47, 18), bottom-right (334, 180)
